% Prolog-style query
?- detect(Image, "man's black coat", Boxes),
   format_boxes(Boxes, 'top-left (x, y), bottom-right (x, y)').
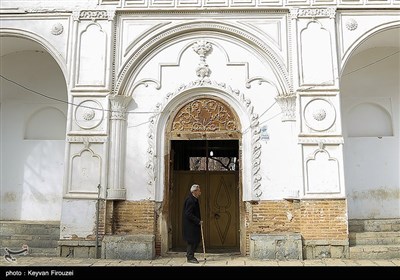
top-left (182, 193), bottom-right (201, 244)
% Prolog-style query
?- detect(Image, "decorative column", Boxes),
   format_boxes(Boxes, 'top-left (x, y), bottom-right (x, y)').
top-left (107, 95), bottom-right (132, 200)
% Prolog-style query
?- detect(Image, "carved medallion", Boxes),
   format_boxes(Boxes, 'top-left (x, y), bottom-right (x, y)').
top-left (304, 98), bottom-right (336, 132)
top-left (74, 100), bottom-right (104, 130)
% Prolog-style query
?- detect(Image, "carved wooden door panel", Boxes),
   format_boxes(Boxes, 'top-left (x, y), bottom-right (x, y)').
top-left (207, 172), bottom-right (239, 249)
top-left (172, 171), bottom-right (206, 250)
top-left (172, 171), bottom-right (239, 251)
top-left (169, 97), bottom-right (240, 252)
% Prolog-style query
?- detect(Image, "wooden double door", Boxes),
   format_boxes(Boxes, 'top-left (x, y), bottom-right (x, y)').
top-left (171, 170), bottom-right (239, 252)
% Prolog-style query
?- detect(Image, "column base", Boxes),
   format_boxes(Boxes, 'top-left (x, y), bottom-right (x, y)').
top-left (107, 189), bottom-right (126, 200)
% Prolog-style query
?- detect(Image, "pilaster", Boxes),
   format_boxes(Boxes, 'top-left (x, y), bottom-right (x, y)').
top-left (291, 7), bottom-right (345, 199)
top-left (107, 95), bottom-right (132, 200)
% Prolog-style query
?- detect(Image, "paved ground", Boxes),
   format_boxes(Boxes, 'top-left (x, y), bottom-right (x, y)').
top-left (1, 254), bottom-right (399, 267)
top-left (1, 253), bottom-right (399, 279)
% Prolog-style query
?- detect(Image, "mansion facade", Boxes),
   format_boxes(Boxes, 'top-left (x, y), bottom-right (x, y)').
top-left (0, 0), bottom-right (399, 259)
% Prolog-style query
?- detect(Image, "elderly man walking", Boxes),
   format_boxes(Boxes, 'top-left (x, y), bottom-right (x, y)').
top-left (182, 184), bottom-right (202, 263)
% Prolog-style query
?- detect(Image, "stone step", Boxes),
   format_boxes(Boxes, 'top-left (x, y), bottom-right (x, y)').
top-left (349, 219), bottom-right (400, 233)
top-left (349, 245), bottom-right (400, 259)
top-left (27, 247), bottom-right (59, 257)
top-left (0, 246), bottom-right (59, 257)
top-left (0, 238), bottom-right (59, 248)
top-left (0, 221), bottom-right (60, 236)
top-left (0, 221), bottom-right (60, 258)
top-left (349, 231), bottom-right (400, 246)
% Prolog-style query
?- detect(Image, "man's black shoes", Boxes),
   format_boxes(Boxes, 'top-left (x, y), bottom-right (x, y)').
top-left (187, 258), bottom-right (199, 263)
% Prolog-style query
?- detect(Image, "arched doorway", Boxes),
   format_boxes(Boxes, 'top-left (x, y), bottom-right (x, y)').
top-left (167, 97), bottom-right (241, 253)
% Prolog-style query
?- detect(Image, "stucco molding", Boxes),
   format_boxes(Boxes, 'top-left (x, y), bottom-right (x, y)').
top-left (72, 10), bottom-right (116, 22)
top-left (74, 99), bottom-right (104, 130)
top-left (67, 135), bottom-right (108, 143)
top-left (345, 18), bottom-right (358, 31)
top-left (115, 21), bottom-right (291, 97)
top-left (298, 137), bottom-right (344, 144)
top-left (290, 8), bottom-right (336, 20)
top-left (275, 93), bottom-right (296, 122)
top-left (51, 23), bottom-right (64, 35)
top-left (98, 0), bottom-right (399, 9)
top-left (110, 95), bottom-right (131, 120)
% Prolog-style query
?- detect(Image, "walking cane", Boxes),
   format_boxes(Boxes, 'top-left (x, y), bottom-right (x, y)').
top-left (200, 222), bottom-right (206, 261)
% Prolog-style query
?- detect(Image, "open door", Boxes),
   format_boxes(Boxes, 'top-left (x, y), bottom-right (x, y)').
top-left (171, 140), bottom-right (239, 252)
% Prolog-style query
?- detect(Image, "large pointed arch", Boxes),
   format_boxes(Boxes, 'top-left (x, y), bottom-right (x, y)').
top-left (114, 21), bottom-right (292, 97)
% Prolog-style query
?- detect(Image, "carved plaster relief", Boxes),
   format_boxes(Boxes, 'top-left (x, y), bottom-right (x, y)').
top-left (171, 98), bottom-right (238, 133)
top-left (345, 18), bottom-right (358, 31)
top-left (74, 99), bottom-right (104, 130)
top-left (275, 94), bottom-right (296, 122)
top-left (72, 10), bottom-right (115, 22)
top-left (303, 98), bottom-right (336, 132)
top-left (299, 95), bottom-right (339, 135)
top-left (67, 136), bottom-right (108, 143)
top-left (290, 8), bottom-right (336, 19)
top-left (101, 0), bottom-right (399, 9)
top-left (51, 23), bottom-right (64, 35)
top-left (193, 40), bottom-right (212, 80)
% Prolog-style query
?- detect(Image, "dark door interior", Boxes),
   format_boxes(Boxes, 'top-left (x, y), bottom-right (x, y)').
top-left (170, 140), bottom-right (240, 253)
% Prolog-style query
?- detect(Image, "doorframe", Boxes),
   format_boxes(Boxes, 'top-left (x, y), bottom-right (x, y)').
top-left (151, 87), bottom-right (260, 256)
top-left (168, 140), bottom-right (242, 253)
top-left (159, 96), bottom-right (246, 256)
top-left (165, 137), bottom-right (244, 255)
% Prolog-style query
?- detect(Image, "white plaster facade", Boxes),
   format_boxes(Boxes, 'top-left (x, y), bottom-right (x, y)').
top-left (0, 0), bottom-right (399, 256)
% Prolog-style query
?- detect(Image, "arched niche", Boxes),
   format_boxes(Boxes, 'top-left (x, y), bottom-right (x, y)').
top-left (347, 102), bottom-right (393, 137)
top-left (25, 107), bottom-right (66, 140)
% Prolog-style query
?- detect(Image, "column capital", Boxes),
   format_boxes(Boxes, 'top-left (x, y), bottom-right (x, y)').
top-left (109, 95), bottom-right (132, 121)
top-left (275, 94), bottom-right (297, 122)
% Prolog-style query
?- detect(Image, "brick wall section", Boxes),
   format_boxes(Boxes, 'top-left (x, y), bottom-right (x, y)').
top-left (112, 200), bottom-right (156, 235)
top-left (248, 200), bottom-right (301, 232)
top-left (300, 199), bottom-right (348, 241)
top-left (97, 200), bottom-right (106, 235)
top-left (245, 200), bottom-right (300, 254)
top-left (154, 203), bottom-right (162, 256)
top-left (105, 200), bottom-right (114, 234)
top-left (245, 199), bottom-right (348, 254)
